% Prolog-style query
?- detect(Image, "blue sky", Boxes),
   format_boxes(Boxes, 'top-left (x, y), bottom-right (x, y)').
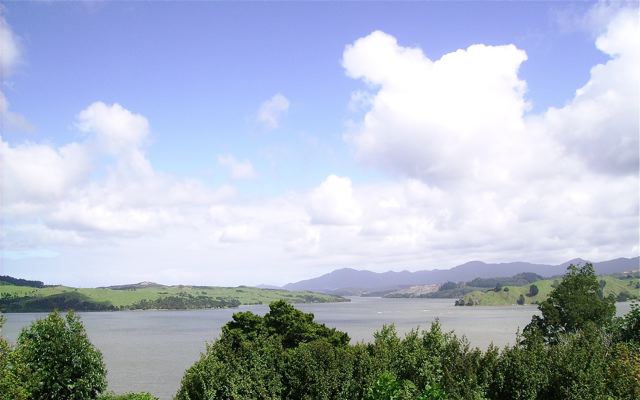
top-left (3, 2), bottom-right (604, 185)
top-left (1, 1), bottom-right (638, 286)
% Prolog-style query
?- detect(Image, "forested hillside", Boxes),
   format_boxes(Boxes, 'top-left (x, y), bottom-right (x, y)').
top-left (0, 279), bottom-right (347, 312)
top-left (455, 271), bottom-right (639, 306)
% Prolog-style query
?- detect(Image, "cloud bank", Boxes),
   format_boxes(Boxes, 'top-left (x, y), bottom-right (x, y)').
top-left (1, 5), bottom-right (638, 286)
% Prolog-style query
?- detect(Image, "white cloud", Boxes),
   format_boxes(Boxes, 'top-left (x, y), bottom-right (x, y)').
top-left (343, 7), bottom-right (639, 183)
top-left (343, 31), bottom-right (535, 185)
top-left (0, 15), bottom-right (20, 76)
top-left (0, 91), bottom-right (35, 133)
top-left (220, 224), bottom-right (261, 243)
top-left (76, 102), bottom-right (149, 153)
top-left (539, 6), bottom-right (639, 175)
top-left (75, 102), bottom-right (153, 176)
top-left (2, 101), bottom-right (235, 241)
top-left (308, 175), bottom-right (361, 225)
top-left (348, 90), bottom-right (374, 113)
top-left (1, 138), bottom-right (91, 204)
top-left (0, 15), bottom-right (33, 133)
top-left (217, 154), bottom-right (257, 179)
top-left (1, 4), bottom-right (638, 287)
top-left (257, 93), bottom-right (290, 130)
top-left (332, 6), bottom-right (638, 272)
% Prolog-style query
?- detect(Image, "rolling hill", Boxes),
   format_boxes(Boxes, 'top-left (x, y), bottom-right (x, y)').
top-left (0, 280), bottom-right (348, 313)
top-left (455, 273), bottom-right (639, 306)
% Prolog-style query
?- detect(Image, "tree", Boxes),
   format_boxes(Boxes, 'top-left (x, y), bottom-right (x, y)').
top-left (611, 300), bottom-right (640, 344)
top-left (11, 311), bottom-right (107, 400)
top-left (439, 281), bottom-right (457, 291)
top-left (517, 294), bottom-right (525, 305)
top-left (262, 300), bottom-right (350, 348)
top-left (525, 263), bottom-right (615, 342)
top-left (98, 393), bottom-right (158, 400)
top-left (598, 279), bottom-right (606, 299)
top-left (528, 284), bottom-right (539, 297)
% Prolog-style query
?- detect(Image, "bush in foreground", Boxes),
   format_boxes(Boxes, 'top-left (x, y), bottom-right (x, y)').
top-left (177, 267), bottom-right (640, 400)
top-left (98, 392), bottom-right (158, 400)
top-left (4, 311), bottom-right (107, 400)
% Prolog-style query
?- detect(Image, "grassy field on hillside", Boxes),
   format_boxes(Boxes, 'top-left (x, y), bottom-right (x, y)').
top-left (456, 275), bottom-right (639, 306)
top-left (0, 282), bottom-right (348, 312)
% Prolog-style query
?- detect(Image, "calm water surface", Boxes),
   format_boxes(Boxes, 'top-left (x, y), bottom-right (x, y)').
top-left (1, 298), bottom-right (632, 400)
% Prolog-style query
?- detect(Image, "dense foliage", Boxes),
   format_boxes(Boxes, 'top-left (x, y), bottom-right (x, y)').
top-left (0, 275), bottom-right (45, 288)
top-left (128, 294), bottom-right (241, 310)
top-left (525, 263), bottom-right (615, 341)
top-left (1, 311), bottom-right (107, 400)
top-left (98, 392), bottom-right (159, 400)
top-left (455, 264), bottom-right (638, 306)
top-left (177, 265), bottom-right (640, 400)
top-left (468, 272), bottom-right (544, 289)
top-left (0, 292), bottom-right (116, 312)
top-left (0, 312), bottom-right (159, 400)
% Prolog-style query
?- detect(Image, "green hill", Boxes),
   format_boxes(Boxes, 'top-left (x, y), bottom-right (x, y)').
top-left (455, 274), bottom-right (639, 306)
top-left (0, 280), bottom-right (348, 312)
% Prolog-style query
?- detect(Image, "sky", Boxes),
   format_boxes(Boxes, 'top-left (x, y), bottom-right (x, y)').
top-left (0, 1), bottom-right (638, 287)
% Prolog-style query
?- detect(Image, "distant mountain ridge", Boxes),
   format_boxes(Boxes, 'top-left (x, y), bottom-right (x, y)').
top-left (282, 257), bottom-right (639, 294)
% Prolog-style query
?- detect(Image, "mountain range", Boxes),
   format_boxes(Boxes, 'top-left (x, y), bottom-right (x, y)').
top-left (281, 257), bottom-right (639, 295)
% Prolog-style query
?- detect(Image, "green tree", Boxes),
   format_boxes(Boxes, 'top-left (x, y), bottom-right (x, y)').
top-left (611, 300), bottom-right (640, 344)
top-left (12, 311), bottom-right (107, 400)
top-left (0, 314), bottom-right (29, 400)
top-left (598, 279), bottom-right (606, 299)
top-left (263, 300), bottom-right (350, 348)
top-left (488, 330), bottom-right (549, 400)
top-left (542, 325), bottom-right (612, 400)
top-left (439, 282), bottom-right (457, 291)
top-left (525, 263), bottom-right (615, 342)
top-left (98, 393), bottom-right (158, 400)
top-left (517, 295), bottom-right (525, 305)
top-left (528, 284), bottom-right (538, 297)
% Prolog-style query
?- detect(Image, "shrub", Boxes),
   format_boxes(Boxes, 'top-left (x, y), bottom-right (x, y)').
top-left (177, 298), bottom-right (640, 400)
top-left (0, 315), bottom-right (29, 400)
top-left (525, 263), bottom-right (615, 342)
top-left (98, 393), bottom-right (158, 400)
top-left (11, 311), bottom-right (107, 400)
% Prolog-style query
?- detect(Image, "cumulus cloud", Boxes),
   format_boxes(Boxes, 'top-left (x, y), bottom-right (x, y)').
top-left (0, 15), bottom-right (33, 133)
top-left (2, 101), bottom-right (234, 242)
top-left (218, 154), bottom-right (257, 179)
top-left (76, 102), bottom-right (149, 153)
top-left (220, 224), bottom-right (261, 243)
top-left (343, 31), bottom-right (536, 185)
top-left (343, 6), bottom-right (639, 183)
top-left (0, 92), bottom-right (35, 133)
top-left (0, 15), bottom-right (19, 76)
top-left (2, 4), bottom-right (638, 286)
top-left (539, 6), bottom-right (639, 175)
top-left (335, 5), bottom-right (638, 269)
top-left (1, 139), bottom-right (91, 204)
top-left (75, 102), bottom-right (152, 176)
top-left (257, 93), bottom-right (289, 130)
top-left (308, 175), bottom-right (361, 225)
